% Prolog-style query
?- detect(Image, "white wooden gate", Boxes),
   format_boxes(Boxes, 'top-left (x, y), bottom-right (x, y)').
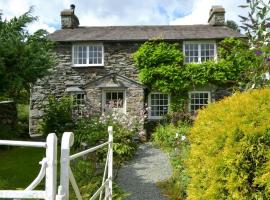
top-left (0, 133), bottom-right (57, 199)
top-left (0, 126), bottom-right (113, 200)
top-left (56, 126), bottom-right (113, 200)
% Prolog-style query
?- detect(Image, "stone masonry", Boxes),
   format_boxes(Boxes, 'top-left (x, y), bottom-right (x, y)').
top-left (30, 42), bottom-right (144, 134)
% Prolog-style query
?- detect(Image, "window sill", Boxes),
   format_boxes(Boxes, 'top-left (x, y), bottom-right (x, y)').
top-left (148, 116), bottom-right (166, 120)
top-left (72, 64), bottom-right (104, 68)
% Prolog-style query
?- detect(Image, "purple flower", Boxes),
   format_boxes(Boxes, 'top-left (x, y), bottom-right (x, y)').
top-left (255, 50), bottom-right (262, 56)
top-left (267, 57), bottom-right (270, 62)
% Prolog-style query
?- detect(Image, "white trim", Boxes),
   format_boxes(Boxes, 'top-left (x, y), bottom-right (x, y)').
top-left (188, 91), bottom-right (211, 113)
top-left (102, 89), bottom-right (126, 114)
top-left (72, 43), bottom-right (104, 67)
top-left (148, 92), bottom-right (170, 120)
top-left (183, 40), bottom-right (217, 64)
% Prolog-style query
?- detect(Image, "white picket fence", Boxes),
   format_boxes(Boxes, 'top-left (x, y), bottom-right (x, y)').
top-left (0, 126), bottom-right (113, 200)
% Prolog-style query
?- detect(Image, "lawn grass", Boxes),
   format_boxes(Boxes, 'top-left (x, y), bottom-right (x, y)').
top-left (0, 147), bottom-right (45, 189)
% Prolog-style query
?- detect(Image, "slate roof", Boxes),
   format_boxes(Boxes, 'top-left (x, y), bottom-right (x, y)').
top-left (49, 25), bottom-right (245, 42)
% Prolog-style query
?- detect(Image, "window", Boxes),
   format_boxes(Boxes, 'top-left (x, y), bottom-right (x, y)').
top-left (189, 91), bottom-right (211, 114)
top-left (183, 42), bottom-right (216, 63)
top-left (73, 93), bottom-right (85, 116)
top-left (73, 44), bottom-right (104, 66)
top-left (148, 93), bottom-right (170, 119)
top-left (102, 90), bottom-right (126, 113)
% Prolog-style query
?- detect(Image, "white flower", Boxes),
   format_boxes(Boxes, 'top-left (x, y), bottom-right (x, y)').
top-left (181, 135), bottom-right (187, 141)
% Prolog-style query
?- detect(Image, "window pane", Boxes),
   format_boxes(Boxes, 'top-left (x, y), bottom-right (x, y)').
top-left (189, 92), bottom-right (210, 113)
top-left (149, 93), bottom-right (169, 117)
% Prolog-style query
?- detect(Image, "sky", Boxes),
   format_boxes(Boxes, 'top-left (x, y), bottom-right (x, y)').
top-left (0, 0), bottom-right (248, 33)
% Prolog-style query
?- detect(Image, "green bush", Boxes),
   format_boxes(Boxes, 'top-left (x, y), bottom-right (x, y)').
top-left (41, 95), bottom-right (74, 137)
top-left (73, 115), bottom-right (137, 167)
top-left (187, 88), bottom-right (270, 199)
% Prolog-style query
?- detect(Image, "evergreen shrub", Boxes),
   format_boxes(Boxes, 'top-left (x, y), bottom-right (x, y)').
top-left (187, 88), bottom-right (270, 199)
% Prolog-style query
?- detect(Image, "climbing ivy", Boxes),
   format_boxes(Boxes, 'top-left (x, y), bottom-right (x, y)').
top-left (133, 39), bottom-right (257, 111)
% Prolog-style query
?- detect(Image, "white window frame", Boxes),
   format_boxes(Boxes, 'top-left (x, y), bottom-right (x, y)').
top-left (188, 91), bottom-right (211, 113)
top-left (183, 41), bottom-right (217, 64)
top-left (72, 92), bottom-right (86, 116)
top-left (102, 89), bottom-right (126, 114)
top-left (148, 92), bottom-right (170, 120)
top-left (72, 43), bottom-right (104, 67)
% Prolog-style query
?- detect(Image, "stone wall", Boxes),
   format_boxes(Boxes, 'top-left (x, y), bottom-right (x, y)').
top-left (30, 42), bottom-right (143, 134)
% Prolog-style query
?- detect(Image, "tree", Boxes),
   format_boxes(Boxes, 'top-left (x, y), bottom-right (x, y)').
top-left (239, 0), bottom-right (270, 88)
top-left (0, 9), bottom-right (56, 102)
top-left (225, 20), bottom-right (240, 32)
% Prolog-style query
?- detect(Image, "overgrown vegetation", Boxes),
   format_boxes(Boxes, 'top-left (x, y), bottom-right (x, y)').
top-left (133, 38), bottom-right (257, 112)
top-left (41, 95), bottom-right (74, 138)
top-left (187, 88), bottom-right (270, 199)
top-left (152, 122), bottom-right (190, 200)
top-left (41, 95), bottom-right (141, 199)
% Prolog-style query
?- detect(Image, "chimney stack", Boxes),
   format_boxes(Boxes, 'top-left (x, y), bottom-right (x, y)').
top-left (60, 4), bottom-right (79, 29)
top-left (208, 5), bottom-right (225, 26)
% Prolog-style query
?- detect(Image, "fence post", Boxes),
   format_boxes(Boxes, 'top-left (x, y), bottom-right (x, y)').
top-left (45, 133), bottom-right (57, 200)
top-left (106, 126), bottom-right (113, 200)
top-left (59, 132), bottom-right (74, 200)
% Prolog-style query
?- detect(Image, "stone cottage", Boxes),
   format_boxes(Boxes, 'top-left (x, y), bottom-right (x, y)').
top-left (30, 5), bottom-right (244, 134)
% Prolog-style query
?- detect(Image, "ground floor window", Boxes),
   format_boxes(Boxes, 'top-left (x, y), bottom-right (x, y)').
top-left (148, 92), bottom-right (169, 119)
top-left (102, 90), bottom-right (126, 113)
top-left (73, 93), bottom-right (85, 116)
top-left (189, 91), bottom-right (211, 114)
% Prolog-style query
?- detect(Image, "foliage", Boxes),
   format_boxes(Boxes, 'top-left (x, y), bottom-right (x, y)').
top-left (218, 37), bottom-right (262, 89)
top-left (17, 104), bottom-right (30, 138)
top-left (133, 40), bottom-right (249, 111)
top-left (72, 112), bottom-right (140, 199)
top-left (152, 122), bottom-right (190, 200)
top-left (133, 41), bottom-right (184, 93)
top-left (41, 95), bottom-right (74, 137)
top-left (225, 20), bottom-right (240, 32)
top-left (239, 0), bottom-right (270, 89)
top-left (74, 112), bottom-right (139, 167)
top-left (0, 8), bottom-right (56, 102)
top-left (239, 0), bottom-right (270, 49)
top-left (187, 88), bottom-right (270, 199)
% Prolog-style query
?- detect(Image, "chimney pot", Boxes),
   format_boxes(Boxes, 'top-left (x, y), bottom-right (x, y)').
top-left (70, 4), bottom-right (75, 10)
top-left (208, 5), bottom-right (225, 26)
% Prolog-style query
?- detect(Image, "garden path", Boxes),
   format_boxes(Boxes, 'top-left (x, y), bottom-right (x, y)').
top-left (116, 143), bottom-right (172, 200)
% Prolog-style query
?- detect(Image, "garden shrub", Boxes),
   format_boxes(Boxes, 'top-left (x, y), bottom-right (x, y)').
top-left (187, 88), bottom-right (270, 199)
top-left (73, 113), bottom-right (138, 167)
top-left (41, 95), bottom-right (74, 137)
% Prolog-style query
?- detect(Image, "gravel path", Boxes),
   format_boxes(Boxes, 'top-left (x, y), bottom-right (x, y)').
top-left (116, 143), bottom-right (173, 200)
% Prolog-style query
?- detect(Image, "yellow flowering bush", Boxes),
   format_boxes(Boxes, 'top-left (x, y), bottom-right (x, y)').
top-left (187, 88), bottom-right (270, 199)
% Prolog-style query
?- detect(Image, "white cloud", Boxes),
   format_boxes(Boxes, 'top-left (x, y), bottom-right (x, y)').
top-left (170, 0), bottom-right (248, 25)
top-left (0, 0), bottom-right (249, 33)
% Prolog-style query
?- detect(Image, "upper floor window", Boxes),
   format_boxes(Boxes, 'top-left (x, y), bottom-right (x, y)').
top-left (72, 44), bottom-right (104, 67)
top-left (148, 92), bottom-right (170, 120)
top-left (183, 41), bottom-right (216, 63)
top-left (189, 91), bottom-right (211, 114)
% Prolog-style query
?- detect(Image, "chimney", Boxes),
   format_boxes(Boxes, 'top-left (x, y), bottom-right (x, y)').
top-left (208, 5), bottom-right (225, 26)
top-left (60, 4), bottom-right (80, 29)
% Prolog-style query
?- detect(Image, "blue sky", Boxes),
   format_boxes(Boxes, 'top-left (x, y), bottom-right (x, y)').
top-left (0, 0), bottom-right (247, 33)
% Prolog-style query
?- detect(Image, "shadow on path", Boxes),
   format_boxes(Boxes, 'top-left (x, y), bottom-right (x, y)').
top-left (116, 143), bottom-right (172, 200)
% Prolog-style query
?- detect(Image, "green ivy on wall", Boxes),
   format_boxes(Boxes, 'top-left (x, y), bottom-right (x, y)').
top-left (133, 38), bottom-right (258, 111)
